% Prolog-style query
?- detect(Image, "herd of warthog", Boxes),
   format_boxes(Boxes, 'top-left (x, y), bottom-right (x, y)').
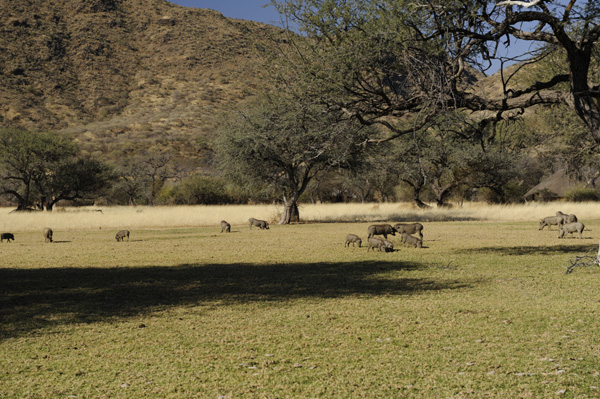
top-left (539, 210), bottom-right (586, 239)
top-left (0, 227), bottom-right (129, 243)
top-left (221, 218), bottom-right (423, 253)
top-left (349, 222), bottom-right (424, 252)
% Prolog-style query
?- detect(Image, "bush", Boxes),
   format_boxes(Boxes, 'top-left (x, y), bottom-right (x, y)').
top-left (564, 187), bottom-right (600, 202)
top-left (158, 175), bottom-right (235, 205)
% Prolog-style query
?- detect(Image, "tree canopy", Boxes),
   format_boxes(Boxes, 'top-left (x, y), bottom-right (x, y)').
top-left (216, 95), bottom-right (374, 223)
top-left (271, 0), bottom-right (600, 145)
top-left (0, 129), bottom-right (114, 210)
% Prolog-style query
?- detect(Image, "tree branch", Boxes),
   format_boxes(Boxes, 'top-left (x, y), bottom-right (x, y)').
top-left (497, 0), bottom-right (543, 8)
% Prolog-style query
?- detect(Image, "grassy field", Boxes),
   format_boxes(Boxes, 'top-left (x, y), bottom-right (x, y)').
top-left (1, 203), bottom-right (600, 398)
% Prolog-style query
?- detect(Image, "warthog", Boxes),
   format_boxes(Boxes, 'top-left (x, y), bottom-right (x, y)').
top-left (248, 218), bottom-right (269, 230)
top-left (345, 234), bottom-right (362, 248)
top-left (401, 232), bottom-right (422, 248)
top-left (393, 223), bottom-right (424, 239)
top-left (43, 227), bottom-right (53, 243)
top-left (220, 220), bottom-right (231, 233)
top-left (539, 216), bottom-right (563, 231)
top-left (558, 222), bottom-right (585, 239)
top-left (367, 237), bottom-right (387, 252)
top-left (115, 230), bottom-right (130, 242)
top-left (556, 211), bottom-right (578, 224)
top-left (367, 224), bottom-right (397, 239)
top-left (0, 233), bottom-right (14, 242)
top-left (381, 238), bottom-right (394, 252)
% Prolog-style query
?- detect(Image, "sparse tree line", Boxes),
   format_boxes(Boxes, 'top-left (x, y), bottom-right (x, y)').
top-left (2, 98), bottom-right (600, 213)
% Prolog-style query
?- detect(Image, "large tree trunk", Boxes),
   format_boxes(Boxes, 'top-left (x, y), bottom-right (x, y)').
top-left (279, 194), bottom-right (300, 224)
top-left (431, 178), bottom-right (455, 208)
top-left (568, 48), bottom-right (600, 145)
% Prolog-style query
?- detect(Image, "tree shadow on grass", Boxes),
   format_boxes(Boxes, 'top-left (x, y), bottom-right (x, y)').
top-left (0, 261), bottom-right (470, 339)
top-left (457, 244), bottom-right (598, 256)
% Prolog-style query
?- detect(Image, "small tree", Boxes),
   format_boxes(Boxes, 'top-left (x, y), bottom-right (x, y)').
top-left (216, 95), bottom-right (372, 224)
top-left (41, 158), bottom-right (114, 210)
top-left (112, 158), bottom-right (150, 206)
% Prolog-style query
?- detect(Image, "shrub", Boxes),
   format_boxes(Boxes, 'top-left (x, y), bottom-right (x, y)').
top-left (159, 175), bottom-right (235, 205)
top-left (564, 187), bottom-right (600, 202)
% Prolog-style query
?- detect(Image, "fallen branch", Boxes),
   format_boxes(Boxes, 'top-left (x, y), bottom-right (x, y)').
top-left (564, 239), bottom-right (600, 274)
top-left (565, 254), bottom-right (598, 274)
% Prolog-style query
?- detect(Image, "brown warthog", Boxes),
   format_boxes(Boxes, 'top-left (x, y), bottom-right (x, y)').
top-left (248, 218), bottom-right (269, 230)
top-left (401, 232), bottom-right (422, 248)
top-left (115, 230), bottom-right (130, 242)
top-left (367, 237), bottom-right (387, 252)
top-left (381, 238), bottom-right (394, 252)
top-left (44, 227), bottom-right (53, 243)
top-left (558, 222), bottom-right (585, 239)
top-left (345, 234), bottom-right (362, 248)
top-left (539, 216), bottom-right (563, 231)
top-left (556, 211), bottom-right (578, 224)
top-left (367, 224), bottom-right (397, 239)
top-left (220, 220), bottom-right (231, 233)
top-left (393, 223), bottom-right (424, 239)
top-left (1, 233), bottom-right (14, 242)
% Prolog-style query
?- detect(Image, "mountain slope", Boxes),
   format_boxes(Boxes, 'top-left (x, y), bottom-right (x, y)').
top-left (0, 0), bottom-right (284, 160)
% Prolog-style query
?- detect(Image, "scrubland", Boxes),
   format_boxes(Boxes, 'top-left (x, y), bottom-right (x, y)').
top-left (1, 202), bottom-right (600, 398)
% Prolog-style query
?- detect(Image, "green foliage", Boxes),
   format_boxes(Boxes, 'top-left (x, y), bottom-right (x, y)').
top-left (0, 129), bottom-right (112, 209)
top-left (564, 187), bottom-right (600, 202)
top-left (215, 94), bottom-right (374, 222)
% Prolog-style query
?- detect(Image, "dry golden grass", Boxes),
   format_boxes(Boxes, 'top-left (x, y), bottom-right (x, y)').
top-left (0, 201), bottom-right (598, 233)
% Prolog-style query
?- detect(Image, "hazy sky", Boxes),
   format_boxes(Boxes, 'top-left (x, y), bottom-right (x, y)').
top-left (168, 1), bottom-right (282, 25)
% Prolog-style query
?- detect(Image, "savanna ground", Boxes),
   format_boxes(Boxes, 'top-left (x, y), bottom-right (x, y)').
top-left (1, 202), bottom-right (600, 398)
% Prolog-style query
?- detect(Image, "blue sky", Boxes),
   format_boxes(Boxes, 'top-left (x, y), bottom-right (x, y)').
top-left (168, 1), bottom-right (281, 25)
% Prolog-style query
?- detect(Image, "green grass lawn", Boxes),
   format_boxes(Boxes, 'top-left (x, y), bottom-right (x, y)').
top-left (1, 221), bottom-right (600, 398)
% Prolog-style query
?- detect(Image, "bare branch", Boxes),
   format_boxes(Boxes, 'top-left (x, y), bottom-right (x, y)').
top-left (497, 0), bottom-right (543, 8)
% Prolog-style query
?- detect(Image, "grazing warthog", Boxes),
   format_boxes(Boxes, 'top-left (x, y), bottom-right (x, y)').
top-left (558, 222), bottom-right (585, 239)
top-left (367, 237), bottom-right (387, 252)
top-left (539, 216), bottom-right (563, 231)
top-left (345, 234), bottom-right (362, 248)
top-left (381, 238), bottom-right (394, 252)
top-left (394, 223), bottom-right (424, 239)
top-left (0, 233), bottom-right (14, 242)
top-left (115, 230), bottom-right (130, 242)
top-left (367, 224), bottom-right (397, 239)
top-left (401, 232), bottom-right (423, 248)
top-left (248, 218), bottom-right (269, 230)
top-left (43, 228), bottom-right (53, 243)
top-left (556, 211), bottom-right (578, 224)
top-left (220, 220), bottom-right (231, 233)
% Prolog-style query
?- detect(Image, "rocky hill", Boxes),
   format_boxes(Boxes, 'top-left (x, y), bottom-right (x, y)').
top-left (0, 0), bottom-right (285, 162)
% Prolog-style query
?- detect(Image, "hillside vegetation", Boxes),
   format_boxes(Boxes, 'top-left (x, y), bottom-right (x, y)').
top-left (0, 0), bottom-right (284, 161)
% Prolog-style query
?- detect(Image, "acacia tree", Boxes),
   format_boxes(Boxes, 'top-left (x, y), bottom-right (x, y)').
top-left (271, 0), bottom-right (600, 145)
top-left (0, 129), bottom-right (113, 210)
top-left (216, 95), bottom-right (373, 224)
top-left (40, 158), bottom-right (114, 210)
